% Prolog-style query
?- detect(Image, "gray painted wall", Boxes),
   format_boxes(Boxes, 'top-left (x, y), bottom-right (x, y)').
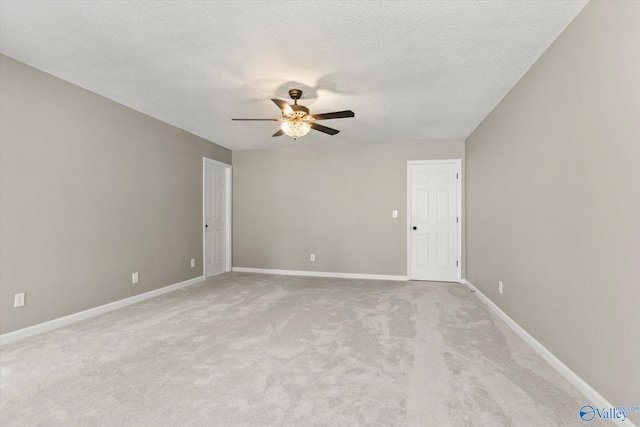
top-left (233, 142), bottom-right (464, 276)
top-left (466, 0), bottom-right (640, 413)
top-left (0, 55), bottom-right (231, 334)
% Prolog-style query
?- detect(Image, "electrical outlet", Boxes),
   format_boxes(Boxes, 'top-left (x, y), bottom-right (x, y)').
top-left (191, 259), bottom-right (196, 268)
top-left (499, 281), bottom-right (503, 294)
top-left (310, 254), bottom-right (315, 262)
top-left (132, 272), bottom-right (139, 284)
top-left (14, 293), bottom-right (25, 308)
top-left (392, 210), bottom-right (398, 218)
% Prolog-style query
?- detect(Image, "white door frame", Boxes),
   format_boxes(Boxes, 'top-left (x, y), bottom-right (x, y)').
top-left (203, 157), bottom-right (232, 275)
top-left (407, 159), bottom-right (462, 281)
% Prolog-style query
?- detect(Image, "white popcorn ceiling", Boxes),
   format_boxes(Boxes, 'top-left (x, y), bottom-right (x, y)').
top-left (0, 1), bottom-right (588, 150)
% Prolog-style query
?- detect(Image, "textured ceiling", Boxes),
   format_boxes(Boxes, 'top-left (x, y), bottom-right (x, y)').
top-left (0, 1), bottom-right (588, 150)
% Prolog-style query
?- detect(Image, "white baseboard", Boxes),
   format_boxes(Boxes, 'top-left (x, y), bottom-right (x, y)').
top-left (232, 267), bottom-right (409, 282)
top-left (0, 275), bottom-right (205, 346)
top-left (461, 279), bottom-right (636, 427)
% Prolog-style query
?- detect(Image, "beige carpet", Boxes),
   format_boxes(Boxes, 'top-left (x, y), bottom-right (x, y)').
top-left (0, 272), bottom-right (611, 426)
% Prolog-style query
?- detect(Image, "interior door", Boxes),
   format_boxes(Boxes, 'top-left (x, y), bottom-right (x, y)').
top-left (205, 161), bottom-right (226, 277)
top-left (409, 161), bottom-right (461, 282)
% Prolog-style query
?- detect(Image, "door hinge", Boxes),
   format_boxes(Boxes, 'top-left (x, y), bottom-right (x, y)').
top-left (456, 217), bottom-right (459, 223)
top-left (456, 260), bottom-right (459, 267)
top-left (456, 173), bottom-right (459, 179)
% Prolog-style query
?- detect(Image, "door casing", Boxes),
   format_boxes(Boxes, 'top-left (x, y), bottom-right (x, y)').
top-left (203, 157), bottom-right (232, 276)
top-left (407, 159), bottom-right (462, 282)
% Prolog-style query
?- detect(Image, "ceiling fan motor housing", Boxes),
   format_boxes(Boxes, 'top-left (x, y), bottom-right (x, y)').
top-left (289, 104), bottom-right (309, 118)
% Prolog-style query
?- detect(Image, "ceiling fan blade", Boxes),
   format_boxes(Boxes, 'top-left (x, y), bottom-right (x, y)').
top-left (310, 122), bottom-right (340, 135)
top-left (271, 99), bottom-right (294, 116)
top-left (231, 118), bottom-right (283, 121)
top-left (311, 110), bottom-right (355, 120)
top-left (272, 129), bottom-right (284, 137)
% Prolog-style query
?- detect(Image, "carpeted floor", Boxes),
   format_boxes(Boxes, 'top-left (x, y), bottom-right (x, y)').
top-left (0, 272), bottom-right (612, 426)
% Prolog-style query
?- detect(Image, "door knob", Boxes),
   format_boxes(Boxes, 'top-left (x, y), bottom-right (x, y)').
top-left (412, 226), bottom-right (417, 230)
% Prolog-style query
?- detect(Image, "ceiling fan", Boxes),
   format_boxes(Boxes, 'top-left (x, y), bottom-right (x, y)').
top-left (232, 89), bottom-right (355, 140)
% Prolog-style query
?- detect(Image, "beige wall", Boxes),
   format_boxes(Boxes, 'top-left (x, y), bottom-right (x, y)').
top-left (466, 0), bottom-right (640, 413)
top-left (233, 141), bottom-right (464, 276)
top-left (0, 55), bottom-right (231, 334)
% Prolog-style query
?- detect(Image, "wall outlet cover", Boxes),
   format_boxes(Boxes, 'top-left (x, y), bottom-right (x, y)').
top-left (14, 293), bottom-right (25, 308)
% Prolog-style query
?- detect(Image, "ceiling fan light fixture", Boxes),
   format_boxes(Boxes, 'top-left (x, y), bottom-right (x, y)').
top-left (232, 88), bottom-right (353, 139)
top-left (280, 120), bottom-right (311, 140)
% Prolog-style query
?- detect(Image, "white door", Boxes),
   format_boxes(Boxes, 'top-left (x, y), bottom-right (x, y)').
top-left (205, 161), bottom-right (227, 277)
top-left (408, 161), bottom-right (461, 282)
